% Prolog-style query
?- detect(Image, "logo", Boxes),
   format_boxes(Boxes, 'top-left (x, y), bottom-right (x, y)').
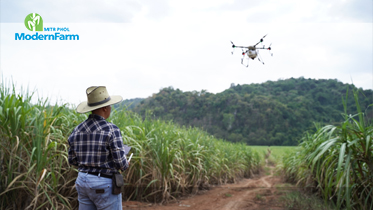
top-left (24, 13), bottom-right (43, 31)
top-left (16, 13), bottom-right (79, 41)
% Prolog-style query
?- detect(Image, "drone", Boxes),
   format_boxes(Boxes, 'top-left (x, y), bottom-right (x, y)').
top-left (231, 34), bottom-right (273, 67)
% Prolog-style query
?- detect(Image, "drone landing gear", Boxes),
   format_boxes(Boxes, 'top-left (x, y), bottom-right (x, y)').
top-left (241, 51), bottom-right (249, 67)
top-left (241, 58), bottom-right (249, 67)
top-left (258, 53), bottom-right (265, 65)
top-left (241, 53), bottom-right (265, 67)
top-left (258, 58), bottom-right (264, 64)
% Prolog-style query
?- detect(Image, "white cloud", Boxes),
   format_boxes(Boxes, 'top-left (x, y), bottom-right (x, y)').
top-left (1, 0), bottom-right (372, 107)
top-left (1, 0), bottom-right (141, 23)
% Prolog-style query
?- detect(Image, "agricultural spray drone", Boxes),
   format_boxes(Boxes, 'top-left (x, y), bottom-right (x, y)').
top-left (231, 34), bottom-right (273, 67)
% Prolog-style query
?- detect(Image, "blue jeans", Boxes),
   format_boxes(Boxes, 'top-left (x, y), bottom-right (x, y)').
top-left (75, 172), bottom-right (122, 210)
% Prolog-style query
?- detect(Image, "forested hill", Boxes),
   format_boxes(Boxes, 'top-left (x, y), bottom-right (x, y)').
top-left (129, 77), bottom-right (373, 146)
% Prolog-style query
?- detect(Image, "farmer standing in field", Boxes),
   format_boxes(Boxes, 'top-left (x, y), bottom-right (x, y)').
top-left (68, 86), bottom-right (130, 210)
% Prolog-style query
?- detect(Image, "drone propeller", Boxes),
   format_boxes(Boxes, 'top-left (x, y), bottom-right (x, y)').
top-left (267, 43), bottom-right (273, 56)
top-left (231, 41), bottom-right (236, 54)
top-left (267, 43), bottom-right (272, 50)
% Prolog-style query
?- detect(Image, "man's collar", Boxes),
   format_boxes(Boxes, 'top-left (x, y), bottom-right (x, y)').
top-left (89, 114), bottom-right (106, 121)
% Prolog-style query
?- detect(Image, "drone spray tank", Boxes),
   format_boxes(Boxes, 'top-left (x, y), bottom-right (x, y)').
top-left (247, 46), bottom-right (258, 60)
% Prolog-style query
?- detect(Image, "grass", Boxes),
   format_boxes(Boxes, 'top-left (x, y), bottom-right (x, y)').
top-left (224, 193), bottom-right (232, 197)
top-left (263, 166), bottom-right (271, 175)
top-left (280, 191), bottom-right (338, 210)
top-left (282, 87), bottom-right (373, 210)
top-left (255, 193), bottom-right (264, 201)
top-left (0, 82), bottom-right (262, 209)
top-left (249, 146), bottom-right (298, 165)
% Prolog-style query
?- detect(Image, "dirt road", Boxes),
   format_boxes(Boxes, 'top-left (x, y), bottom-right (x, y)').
top-left (122, 165), bottom-right (294, 210)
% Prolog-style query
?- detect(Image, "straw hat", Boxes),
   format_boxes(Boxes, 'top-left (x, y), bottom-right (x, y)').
top-left (76, 86), bottom-right (123, 113)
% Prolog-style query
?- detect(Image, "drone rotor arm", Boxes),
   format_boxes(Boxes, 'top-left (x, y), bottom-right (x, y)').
top-left (254, 46), bottom-right (266, 49)
top-left (234, 46), bottom-right (249, 49)
top-left (255, 44), bottom-right (272, 52)
top-left (254, 34), bottom-right (268, 47)
top-left (231, 42), bottom-right (248, 54)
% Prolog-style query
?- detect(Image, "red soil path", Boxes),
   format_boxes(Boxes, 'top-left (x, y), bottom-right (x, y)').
top-left (122, 165), bottom-right (295, 210)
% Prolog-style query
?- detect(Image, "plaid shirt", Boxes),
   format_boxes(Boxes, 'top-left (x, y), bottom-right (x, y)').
top-left (68, 114), bottom-right (129, 174)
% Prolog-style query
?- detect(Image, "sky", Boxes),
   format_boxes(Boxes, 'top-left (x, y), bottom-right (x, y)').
top-left (1, 0), bottom-right (372, 107)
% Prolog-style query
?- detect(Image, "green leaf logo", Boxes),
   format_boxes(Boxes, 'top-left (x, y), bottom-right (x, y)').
top-left (24, 13), bottom-right (43, 31)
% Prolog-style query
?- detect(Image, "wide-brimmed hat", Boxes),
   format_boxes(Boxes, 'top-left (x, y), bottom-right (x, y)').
top-left (76, 86), bottom-right (123, 113)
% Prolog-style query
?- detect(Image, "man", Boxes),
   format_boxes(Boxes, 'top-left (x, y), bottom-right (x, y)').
top-left (68, 86), bottom-right (129, 210)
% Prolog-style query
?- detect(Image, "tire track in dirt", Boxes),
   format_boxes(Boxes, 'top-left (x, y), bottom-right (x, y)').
top-left (220, 165), bottom-right (277, 210)
top-left (122, 151), bottom-right (291, 210)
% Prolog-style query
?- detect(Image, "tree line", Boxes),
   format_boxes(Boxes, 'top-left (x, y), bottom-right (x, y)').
top-left (121, 77), bottom-right (373, 146)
